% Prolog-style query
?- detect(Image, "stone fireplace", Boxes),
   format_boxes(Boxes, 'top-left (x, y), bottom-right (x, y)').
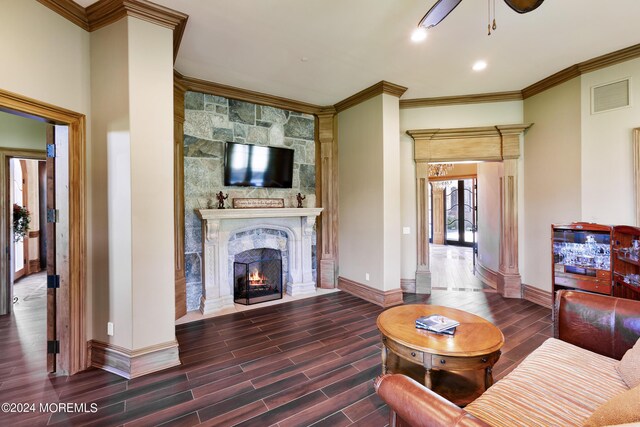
top-left (196, 207), bottom-right (322, 314)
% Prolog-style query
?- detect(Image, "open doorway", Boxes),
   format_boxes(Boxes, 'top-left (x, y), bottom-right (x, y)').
top-left (428, 163), bottom-right (491, 292)
top-left (0, 88), bottom-right (86, 375)
top-left (11, 158), bottom-right (47, 281)
top-left (10, 157), bottom-right (48, 321)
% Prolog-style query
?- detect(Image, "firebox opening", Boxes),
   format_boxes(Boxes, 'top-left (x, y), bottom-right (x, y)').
top-left (234, 248), bottom-right (283, 305)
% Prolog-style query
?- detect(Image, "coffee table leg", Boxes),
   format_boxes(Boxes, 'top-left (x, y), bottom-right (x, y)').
top-left (424, 368), bottom-right (432, 389)
top-left (484, 367), bottom-right (493, 389)
top-left (381, 344), bottom-right (388, 374)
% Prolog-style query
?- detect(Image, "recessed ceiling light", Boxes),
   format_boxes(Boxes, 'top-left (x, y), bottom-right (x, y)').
top-left (472, 60), bottom-right (487, 71)
top-left (411, 27), bottom-right (428, 43)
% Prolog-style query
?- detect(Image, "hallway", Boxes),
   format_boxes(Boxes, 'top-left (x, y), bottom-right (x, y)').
top-left (430, 245), bottom-right (494, 292)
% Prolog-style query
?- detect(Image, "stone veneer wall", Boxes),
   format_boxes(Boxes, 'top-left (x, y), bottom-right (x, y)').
top-left (183, 91), bottom-right (317, 311)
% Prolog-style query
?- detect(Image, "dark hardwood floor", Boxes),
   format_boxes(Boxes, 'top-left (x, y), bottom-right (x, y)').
top-left (0, 277), bottom-right (552, 426)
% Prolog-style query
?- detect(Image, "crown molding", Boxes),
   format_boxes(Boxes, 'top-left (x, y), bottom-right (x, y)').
top-left (401, 43), bottom-right (640, 107)
top-left (36, 0), bottom-right (188, 62)
top-left (32, 3), bottom-right (640, 107)
top-left (174, 71), bottom-right (327, 115)
top-left (36, 0), bottom-right (90, 30)
top-left (407, 123), bottom-right (532, 141)
top-left (521, 65), bottom-right (581, 99)
top-left (400, 91), bottom-right (523, 109)
top-left (523, 43), bottom-right (640, 99)
top-left (334, 81), bottom-right (408, 113)
top-left (87, 0), bottom-right (188, 62)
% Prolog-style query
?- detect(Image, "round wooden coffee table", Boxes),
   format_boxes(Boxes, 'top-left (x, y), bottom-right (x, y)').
top-left (376, 304), bottom-right (504, 406)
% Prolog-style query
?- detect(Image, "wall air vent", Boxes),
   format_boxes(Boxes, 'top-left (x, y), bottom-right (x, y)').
top-left (592, 78), bottom-right (630, 114)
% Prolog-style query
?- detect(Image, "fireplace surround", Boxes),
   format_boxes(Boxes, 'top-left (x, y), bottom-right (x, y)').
top-left (196, 208), bottom-right (323, 314)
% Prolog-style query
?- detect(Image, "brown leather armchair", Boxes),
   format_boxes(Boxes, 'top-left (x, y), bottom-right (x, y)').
top-left (374, 290), bottom-right (640, 427)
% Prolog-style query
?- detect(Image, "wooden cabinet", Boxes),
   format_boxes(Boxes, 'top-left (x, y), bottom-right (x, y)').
top-left (552, 223), bottom-right (613, 297)
top-left (612, 226), bottom-right (640, 301)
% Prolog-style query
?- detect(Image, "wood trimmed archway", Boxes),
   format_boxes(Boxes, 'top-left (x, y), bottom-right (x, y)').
top-left (407, 124), bottom-right (531, 298)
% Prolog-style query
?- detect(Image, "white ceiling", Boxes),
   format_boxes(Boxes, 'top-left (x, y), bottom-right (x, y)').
top-left (76, 0), bottom-right (640, 106)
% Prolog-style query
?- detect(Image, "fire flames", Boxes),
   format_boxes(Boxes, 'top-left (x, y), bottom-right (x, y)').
top-left (249, 270), bottom-right (266, 286)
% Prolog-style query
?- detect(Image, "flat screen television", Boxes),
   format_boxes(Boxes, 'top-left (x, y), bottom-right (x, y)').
top-left (224, 142), bottom-right (294, 188)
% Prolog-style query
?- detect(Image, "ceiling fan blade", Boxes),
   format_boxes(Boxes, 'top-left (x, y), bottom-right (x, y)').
top-left (418, 0), bottom-right (463, 28)
top-left (503, 0), bottom-right (545, 13)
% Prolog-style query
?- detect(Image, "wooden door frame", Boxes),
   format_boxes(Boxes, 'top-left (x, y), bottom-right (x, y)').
top-left (0, 88), bottom-right (87, 375)
top-left (407, 124), bottom-right (531, 298)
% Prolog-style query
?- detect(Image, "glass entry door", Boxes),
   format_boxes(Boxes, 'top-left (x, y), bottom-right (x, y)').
top-left (444, 179), bottom-right (477, 248)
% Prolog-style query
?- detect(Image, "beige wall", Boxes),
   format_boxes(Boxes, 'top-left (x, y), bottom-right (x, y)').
top-left (523, 79), bottom-right (582, 292)
top-left (0, 0), bottom-right (90, 114)
top-left (128, 18), bottom-right (175, 349)
top-left (338, 95), bottom-right (385, 289)
top-left (399, 101), bottom-right (524, 280)
top-left (580, 57), bottom-right (640, 225)
top-left (0, 0), bottom-right (93, 336)
top-left (381, 94), bottom-right (401, 290)
top-left (90, 18), bottom-right (133, 348)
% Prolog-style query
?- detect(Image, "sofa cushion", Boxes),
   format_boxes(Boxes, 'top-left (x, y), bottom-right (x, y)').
top-left (616, 338), bottom-right (640, 388)
top-left (583, 385), bottom-right (640, 427)
top-left (465, 338), bottom-right (629, 427)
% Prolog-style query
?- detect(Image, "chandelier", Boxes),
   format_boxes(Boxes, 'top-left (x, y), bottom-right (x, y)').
top-left (428, 163), bottom-right (454, 178)
top-left (429, 163), bottom-right (454, 190)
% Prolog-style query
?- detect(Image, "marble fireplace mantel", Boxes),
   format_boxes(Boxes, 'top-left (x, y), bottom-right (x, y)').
top-left (196, 207), bottom-right (323, 314)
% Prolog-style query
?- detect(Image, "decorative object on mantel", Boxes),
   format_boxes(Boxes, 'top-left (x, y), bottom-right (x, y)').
top-left (232, 198), bottom-right (285, 209)
top-left (296, 193), bottom-right (306, 208)
top-left (215, 191), bottom-right (228, 209)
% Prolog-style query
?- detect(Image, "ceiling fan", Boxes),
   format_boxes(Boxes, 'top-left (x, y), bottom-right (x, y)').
top-left (418, 0), bottom-right (545, 29)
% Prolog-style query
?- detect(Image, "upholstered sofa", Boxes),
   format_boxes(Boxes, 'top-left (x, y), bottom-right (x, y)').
top-left (375, 290), bottom-right (640, 427)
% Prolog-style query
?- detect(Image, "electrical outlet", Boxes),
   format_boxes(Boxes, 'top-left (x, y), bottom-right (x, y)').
top-left (402, 227), bottom-right (411, 235)
top-left (365, 273), bottom-right (370, 281)
top-left (107, 322), bottom-right (114, 336)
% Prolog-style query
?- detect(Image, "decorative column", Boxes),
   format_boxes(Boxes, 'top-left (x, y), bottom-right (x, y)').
top-left (317, 109), bottom-right (339, 289)
top-left (173, 79), bottom-right (187, 319)
top-left (432, 186), bottom-right (445, 245)
top-left (496, 125), bottom-right (525, 298)
top-left (290, 215), bottom-right (318, 296)
top-left (199, 218), bottom-right (234, 314)
top-left (498, 159), bottom-right (521, 297)
top-left (415, 162), bottom-right (431, 293)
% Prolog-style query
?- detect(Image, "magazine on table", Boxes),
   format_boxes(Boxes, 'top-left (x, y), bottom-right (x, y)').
top-left (415, 314), bottom-right (460, 334)
top-left (415, 323), bottom-right (457, 335)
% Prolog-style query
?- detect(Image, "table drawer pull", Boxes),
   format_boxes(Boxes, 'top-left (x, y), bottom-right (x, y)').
top-left (440, 359), bottom-right (446, 364)
top-left (411, 352), bottom-right (416, 357)
top-left (481, 357), bottom-right (488, 363)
